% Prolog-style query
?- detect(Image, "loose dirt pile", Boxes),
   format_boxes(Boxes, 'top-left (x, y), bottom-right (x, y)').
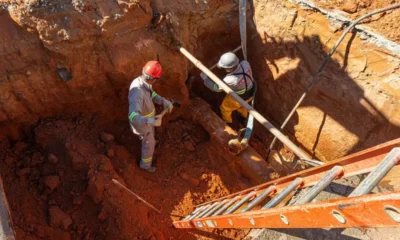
top-left (0, 112), bottom-right (250, 239)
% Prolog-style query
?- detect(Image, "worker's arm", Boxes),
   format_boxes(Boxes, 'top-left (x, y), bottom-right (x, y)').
top-left (151, 91), bottom-right (173, 113)
top-left (200, 72), bottom-right (223, 92)
top-left (151, 91), bottom-right (164, 105)
top-left (128, 89), bottom-right (151, 125)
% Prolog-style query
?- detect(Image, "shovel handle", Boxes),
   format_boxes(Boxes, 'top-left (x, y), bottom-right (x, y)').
top-left (156, 108), bottom-right (169, 119)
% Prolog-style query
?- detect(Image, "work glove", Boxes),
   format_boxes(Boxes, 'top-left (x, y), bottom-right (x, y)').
top-left (153, 116), bottom-right (162, 127)
top-left (163, 99), bottom-right (173, 113)
top-left (200, 72), bottom-right (208, 80)
top-left (146, 117), bottom-right (155, 125)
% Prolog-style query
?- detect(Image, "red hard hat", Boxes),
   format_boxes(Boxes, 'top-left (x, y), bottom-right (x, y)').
top-left (143, 61), bottom-right (162, 79)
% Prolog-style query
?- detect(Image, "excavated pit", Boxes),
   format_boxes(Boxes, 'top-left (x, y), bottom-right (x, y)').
top-left (0, 111), bottom-right (255, 239)
top-left (1, 0), bottom-right (400, 239)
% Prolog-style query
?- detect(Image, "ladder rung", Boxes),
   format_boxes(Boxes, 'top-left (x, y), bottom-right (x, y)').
top-left (240, 186), bottom-right (276, 213)
top-left (350, 148), bottom-right (400, 197)
top-left (212, 196), bottom-right (241, 216)
top-left (187, 203), bottom-right (212, 220)
top-left (200, 199), bottom-right (229, 218)
top-left (262, 177), bottom-right (303, 209)
top-left (223, 191), bottom-right (256, 215)
top-left (296, 166), bottom-right (344, 205)
top-left (183, 206), bottom-right (204, 220)
top-left (196, 202), bottom-right (220, 219)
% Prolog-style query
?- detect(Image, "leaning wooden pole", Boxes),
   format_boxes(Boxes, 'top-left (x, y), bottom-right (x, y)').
top-left (179, 47), bottom-right (311, 161)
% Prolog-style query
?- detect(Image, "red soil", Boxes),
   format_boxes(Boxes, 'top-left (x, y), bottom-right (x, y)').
top-left (0, 112), bottom-right (251, 239)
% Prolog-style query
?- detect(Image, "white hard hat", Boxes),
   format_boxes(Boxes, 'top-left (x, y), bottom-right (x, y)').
top-left (217, 52), bottom-right (239, 69)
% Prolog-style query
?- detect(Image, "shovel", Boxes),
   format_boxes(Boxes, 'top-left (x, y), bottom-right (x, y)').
top-left (153, 99), bottom-right (180, 127)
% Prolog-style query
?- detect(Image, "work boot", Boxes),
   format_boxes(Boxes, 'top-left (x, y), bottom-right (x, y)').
top-left (141, 166), bottom-right (156, 173)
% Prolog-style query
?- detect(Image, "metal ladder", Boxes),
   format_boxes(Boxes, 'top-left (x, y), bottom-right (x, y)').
top-left (173, 139), bottom-right (400, 229)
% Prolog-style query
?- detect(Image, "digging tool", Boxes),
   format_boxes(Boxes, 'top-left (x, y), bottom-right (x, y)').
top-left (154, 108), bottom-right (169, 127)
top-left (154, 98), bottom-right (181, 126)
top-left (112, 179), bottom-right (162, 214)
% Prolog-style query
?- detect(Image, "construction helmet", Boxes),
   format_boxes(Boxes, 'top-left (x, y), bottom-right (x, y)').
top-left (217, 52), bottom-right (239, 69)
top-left (143, 61), bottom-right (162, 80)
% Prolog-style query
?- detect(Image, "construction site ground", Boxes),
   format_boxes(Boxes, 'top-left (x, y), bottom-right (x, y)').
top-left (1, 0), bottom-right (400, 239)
top-left (0, 112), bottom-right (254, 239)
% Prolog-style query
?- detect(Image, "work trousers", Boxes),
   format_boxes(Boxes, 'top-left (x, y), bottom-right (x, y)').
top-left (220, 94), bottom-right (253, 123)
top-left (137, 125), bottom-right (156, 169)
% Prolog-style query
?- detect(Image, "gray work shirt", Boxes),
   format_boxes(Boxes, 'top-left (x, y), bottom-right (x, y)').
top-left (128, 76), bottom-right (164, 135)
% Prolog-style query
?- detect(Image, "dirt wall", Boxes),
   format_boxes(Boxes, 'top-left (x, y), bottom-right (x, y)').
top-left (249, 0), bottom-right (400, 161)
top-left (0, 0), bottom-right (239, 140)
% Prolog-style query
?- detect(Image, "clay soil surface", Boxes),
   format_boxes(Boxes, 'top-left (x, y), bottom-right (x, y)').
top-left (313, 0), bottom-right (400, 41)
top-left (0, 112), bottom-right (250, 239)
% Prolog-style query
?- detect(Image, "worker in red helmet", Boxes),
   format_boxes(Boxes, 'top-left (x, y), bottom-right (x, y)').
top-left (128, 61), bottom-right (173, 173)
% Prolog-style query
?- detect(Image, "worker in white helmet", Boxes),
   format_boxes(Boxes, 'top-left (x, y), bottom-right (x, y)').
top-left (200, 52), bottom-right (255, 125)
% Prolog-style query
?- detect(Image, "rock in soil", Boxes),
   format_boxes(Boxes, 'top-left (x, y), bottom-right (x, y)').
top-left (49, 206), bottom-right (72, 230)
top-left (44, 175), bottom-right (60, 191)
top-left (73, 196), bottom-right (84, 205)
top-left (183, 141), bottom-right (195, 151)
top-left (107, 148), bottom-right (115, 158)
top-left (48, 153), bottom-right (58, 164)
top-left (100, 132), bottom-right (115, 143)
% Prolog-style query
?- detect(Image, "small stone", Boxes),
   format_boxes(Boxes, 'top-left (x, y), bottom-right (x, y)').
top-left (44, 176), bottom-right (60, 191)
top-left (73, 196), bottom-right (84, 205)
top-left (99, 160), bottom-right (113, 172)
top-left (98, 208), bottom-right (108, 221)
top-left (100, 132), bottom-right (115, 143)
top-left (342, 1), bottom-right (358, 13)
top-left (107, 149), bottom-right (115, 158)
top-left (49, 206), bottom-right (72, 230)
top-left (87, 179), bottom-right (104, 204)
top-left (19, 168), bottom-right (31, 176)
top-left (189, 178), bottom-right (200, 187)
top-left (48, 154), bottom-right (58, 164)
top-left (183, 141), bottom-right (195, 152)
top-left (180, 173), bottom-right (189, 180)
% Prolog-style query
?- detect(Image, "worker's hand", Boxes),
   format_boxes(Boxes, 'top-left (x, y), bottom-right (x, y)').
top-left (163, 99), bottom-right (173, 113)
top-left (146, 117), bottom-right (155, 125)
top-left (200, 72), bottom-right (208, 80)
top-left (153, 116), bottom-right (162, 127)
